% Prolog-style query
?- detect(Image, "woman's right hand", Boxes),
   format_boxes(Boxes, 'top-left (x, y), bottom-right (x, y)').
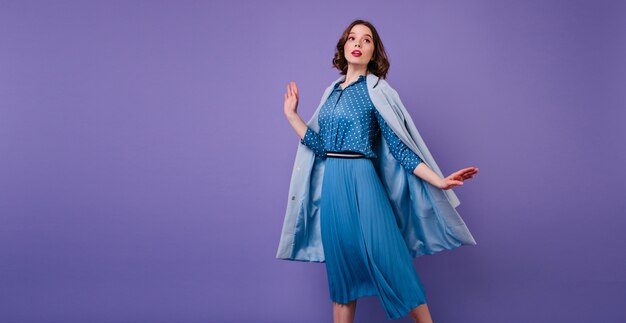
top-left (283, 81), bottom-right (299, 119)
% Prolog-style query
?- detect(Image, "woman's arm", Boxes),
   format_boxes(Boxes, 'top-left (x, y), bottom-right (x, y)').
top-left (375, 108), bottom-right (474, 190)
top-left (412, 163), bottom-right (445, 188)
top-left (374, 109), bottom-right (423, 172)
top-left (287, 114), bottom-right (327, 157)
top-left (283, 81), bottom-right (326, 157)
top-left (381, 83), bottom-right (479, 189)
top-left (285, 112), bottom-right (308, 141)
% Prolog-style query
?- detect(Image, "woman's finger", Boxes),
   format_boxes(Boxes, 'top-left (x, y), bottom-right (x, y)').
top-left (464, 167), bottom-right (477, 174)
top-left (458, 169), bottom-right (476, 178)
top-left (462, 172), bottom-right (475, 179)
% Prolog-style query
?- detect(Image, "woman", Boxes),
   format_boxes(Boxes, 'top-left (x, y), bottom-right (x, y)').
top-left (280, 20), bottom-right (479, 323)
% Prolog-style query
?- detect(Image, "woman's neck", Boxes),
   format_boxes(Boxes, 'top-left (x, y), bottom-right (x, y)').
top-left (343, 67), bottom-right (368, 86)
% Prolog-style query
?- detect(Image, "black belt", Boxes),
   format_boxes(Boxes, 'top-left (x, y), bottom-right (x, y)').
top-left (325, 151), bottom-right (367, 159)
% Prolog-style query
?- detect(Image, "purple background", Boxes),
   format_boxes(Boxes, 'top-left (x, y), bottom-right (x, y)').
top-left (1, 0), bottom-right (625, 322)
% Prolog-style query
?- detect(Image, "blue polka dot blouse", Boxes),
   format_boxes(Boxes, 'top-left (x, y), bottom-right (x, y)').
top-left (300, 74), bottom-right (423, 172)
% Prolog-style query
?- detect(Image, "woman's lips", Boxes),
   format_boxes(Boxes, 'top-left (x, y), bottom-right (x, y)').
top-left (351, 50), bottom-right (362, 57)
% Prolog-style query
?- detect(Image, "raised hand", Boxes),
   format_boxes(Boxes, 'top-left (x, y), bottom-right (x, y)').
top-left (283, 81), bottom-right (299, 119)
top-left (438, 167), bottom-right (479, 190)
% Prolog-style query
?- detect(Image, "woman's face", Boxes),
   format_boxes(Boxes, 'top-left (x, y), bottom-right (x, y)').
top-left (343, 24), bottom-right (374, 69)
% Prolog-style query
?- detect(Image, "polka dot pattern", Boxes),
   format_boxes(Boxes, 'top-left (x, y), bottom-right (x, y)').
top-left (301, 75), bottom-right (422, 172)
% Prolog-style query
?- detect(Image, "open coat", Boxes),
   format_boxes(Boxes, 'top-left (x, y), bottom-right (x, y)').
top-left (276, 73), bottom-right (477, 262)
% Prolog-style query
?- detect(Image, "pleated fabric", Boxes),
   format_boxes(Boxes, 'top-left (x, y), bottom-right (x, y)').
top-left (320, 156), bottom-right (427, 320)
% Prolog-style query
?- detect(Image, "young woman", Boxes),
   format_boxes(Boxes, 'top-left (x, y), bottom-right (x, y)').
top-left (280, 20), bottom-right (479, 323)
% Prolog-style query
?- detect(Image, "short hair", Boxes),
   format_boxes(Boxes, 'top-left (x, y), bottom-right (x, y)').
top-left (332, 19), bottom-right (390, 79)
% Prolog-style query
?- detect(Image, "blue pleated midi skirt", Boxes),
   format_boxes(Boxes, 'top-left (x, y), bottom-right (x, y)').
top-left (320, 156), bottom-right (427, 320)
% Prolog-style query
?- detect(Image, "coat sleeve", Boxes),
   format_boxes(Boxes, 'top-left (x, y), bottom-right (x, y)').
top-left (300, 126), bottom-right (327, 157)
top-left (374, 109), bottom-right (423, 172)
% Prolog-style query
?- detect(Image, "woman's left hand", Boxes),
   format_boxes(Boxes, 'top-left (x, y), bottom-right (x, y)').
top-left (437, 167), bottom-right (479, 190)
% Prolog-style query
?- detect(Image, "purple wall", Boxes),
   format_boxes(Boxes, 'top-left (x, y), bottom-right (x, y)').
top-left (1, 0), bottom-right (624, 322)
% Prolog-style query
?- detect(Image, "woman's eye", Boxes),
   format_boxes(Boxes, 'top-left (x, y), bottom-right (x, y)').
top-left (348, 36), bottom-right (370, 43)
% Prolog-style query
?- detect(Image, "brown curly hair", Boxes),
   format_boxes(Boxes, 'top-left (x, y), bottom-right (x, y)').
top-left (332, 19), bottom-right (390, 79)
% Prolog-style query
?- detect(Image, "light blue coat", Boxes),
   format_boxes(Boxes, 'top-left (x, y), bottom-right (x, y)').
top-left (276, 73), bottom-right (477, 262)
